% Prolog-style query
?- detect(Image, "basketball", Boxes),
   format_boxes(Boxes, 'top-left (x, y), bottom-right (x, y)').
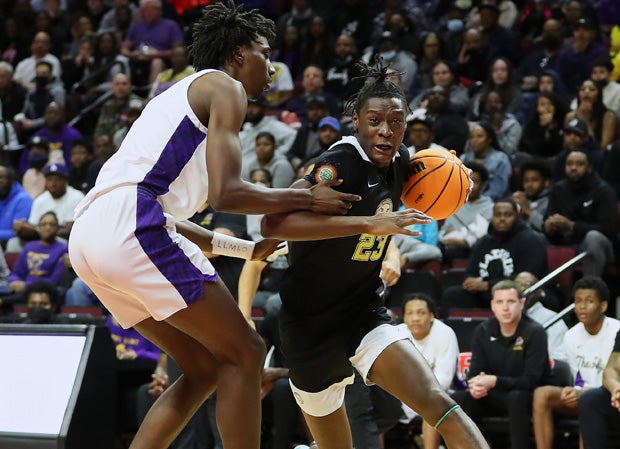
top-left (401, 149), bottom-right (470, 220)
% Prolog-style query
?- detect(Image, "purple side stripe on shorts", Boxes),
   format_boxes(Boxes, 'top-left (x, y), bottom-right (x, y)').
top-left (135, 116), bottom-right (217, 302)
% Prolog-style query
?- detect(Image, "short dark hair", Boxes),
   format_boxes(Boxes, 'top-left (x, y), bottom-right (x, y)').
top-left (35, 60), bottom-right (53, 72)
top-left (70, 138), bottom-right (93, 153)
top-left (465, 161), bottom-right (489, 184)
top-left (256, 131), bottom-right (275, 146)
top-left (249, 167), bottom-right (272, 185)
top-left (573, 276), bottom-right (609, 303)
top-left (343, 58), bottom-right (408, 117)
top-left (476, 121), bottom-right (502, 152)
top-left (190, 1), bottom-right (275, 71)
top-left (24, 280), bottom-right (60, 307)
top-left (493, 199), bottom-right (519, 213)
top-left (402, 292), bottom-right (437, 316)
top-left (519, 157), bottom-right (551, 180)
top-left (591, 57), bottom-right (614, 73)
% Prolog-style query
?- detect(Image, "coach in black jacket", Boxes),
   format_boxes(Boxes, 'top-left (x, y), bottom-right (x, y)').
top-left (544, 148), bottom-right (617, 277)
top-left (452, 280), bottom-right (550, 449)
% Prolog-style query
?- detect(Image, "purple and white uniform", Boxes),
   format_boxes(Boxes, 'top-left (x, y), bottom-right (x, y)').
top-left (69, 69), bottom-right (220, 328)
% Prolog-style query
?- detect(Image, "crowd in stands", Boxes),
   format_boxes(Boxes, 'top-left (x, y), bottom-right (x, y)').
top-left (1, 0), bottom-right (620, 447)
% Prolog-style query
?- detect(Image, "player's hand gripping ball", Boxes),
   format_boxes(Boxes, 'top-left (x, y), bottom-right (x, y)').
top-left (401, 149), bottom-right (471, 220)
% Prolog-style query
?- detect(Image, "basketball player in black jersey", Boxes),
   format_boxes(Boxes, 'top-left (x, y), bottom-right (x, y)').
top-left (261, 63), bottom-right (488, 449)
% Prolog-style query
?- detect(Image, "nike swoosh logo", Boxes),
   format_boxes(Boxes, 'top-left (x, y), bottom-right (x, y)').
top-left (583, 200), bottom-right (593, 207)
top-left (368, 182), bottom-right (379, 188)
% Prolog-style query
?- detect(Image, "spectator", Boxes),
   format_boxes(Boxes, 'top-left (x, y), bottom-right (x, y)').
top-left (409, 60), bottom-right (470, 117)
top-left (556, 17), bottom-right (609, 97)
top-left (438, 161), bottom-right (493, 265)
top-left (533, 276), bottom-right (620, 449)
top-left (17, 61), bottom-right (66, 135)
top-left (147, 44), bottom-right (194, 99)
top-left (22, 280), bottom-right (62, 324)
top-left (603, 139), bottom-right (620, 198)
top-left (120, 0), bottom-right (184, 86)
top-left (106, 315), bottom-right (160, 362)
top-left (461, 122), bottom-right (512, 201)
top-left (24, 102), bottom-right (82, 172)
top-left (0, 61), bottom-right (27, 123)
top-left (455, 27), bottom-right (498, 87)
top-left (424, 85), bottom-right (469, 154)
top-left (21, 136), bottom-right (49, 199)
top-left (284, 64), bottom-right (340, 123)
top-left (301, 14), bottom-right (335, 73)
top-left (469, 57), bottom-right (522, 122)
top-left (324, 33), bottom-right (363, 104)
top-left (578, 329), bottom-right (620, 449)
top-left (476, 89), bottom-right (522, 158)
top-left (544, 148), bottom-right (617, 277)
top-left (412, 33), bottom-right (446, 94)
top-left (516, 271), bottom-right (567, 359)
top-left (112, 99), bottom-right (143, 149)
top-left (518, 18), bottom-right (564, 91)
top-left (286, 93), bottom-right (330, 171)
top-left (477, 2), bottom-right (519, 63)
top-left (6, 211), bottom-right (67, 298)
top-left (239, 96), bottom-right (297, 162)
top-left (590, 57), bottom-right (620, 114)
top-left (440, 199), bottom-right (548, 318)
top-left (98, 0), bottom-right (138, 35)
top-left (0, 164), bottom-right (32, 249)
top-left (241, 131), bottom-right (295, 189)
top-left (397, 293), bottom-right (459, 449)
top-left (565, 78), bottom-right (617, 151)
top-left (263, 61), bottom-right (295, 110)
top-left (551, 117), bottom-right (603, 181)
top-left (13, 32), bottom-right (62, 90)
top-left (512, 157), bottom-right (552, 233)
top-left (519, 91), bottom-right (568, 160)
top-left (87, 135), bottom-right (116, 190)
top-left (68, 139), bottom-right (95, 194)
top-left (93, 73), bottom-right (145, 138)
top-left (272, 24), bottom-right (304, 81)
top-left (314, 115), bottom-right (342, 156)
top-left (405, 110), bottom-right (448, 157)
top-left (11, 163), bottom-right (84, 249)
top-left (451, 279), bottom-right (550, 449)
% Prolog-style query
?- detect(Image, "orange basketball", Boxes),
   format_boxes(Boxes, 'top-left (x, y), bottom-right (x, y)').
top-left (401, 149), bottom-right (470, 220)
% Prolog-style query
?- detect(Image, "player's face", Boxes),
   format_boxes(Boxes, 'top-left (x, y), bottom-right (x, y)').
top-left (403, 299), bottom-right (434, 340)
top-left (522, 169), bottom-right (548, 197)
top-left (240, 37), bottom-right (275, 99)
top-left (353, 97), bottom-right (406, 169)
top-left (573, 288), bottom-right (606, 327)
top-left (491, 289), bottom-right (523, 326)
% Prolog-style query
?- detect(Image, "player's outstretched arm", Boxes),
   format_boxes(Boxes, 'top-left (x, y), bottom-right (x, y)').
top-left (190, 73), bottom-right (359, 216)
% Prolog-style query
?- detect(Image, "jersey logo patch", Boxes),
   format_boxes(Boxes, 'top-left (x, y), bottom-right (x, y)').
top-left (376, 198), bottom-right (393, 215)
top-left (315, 165), bottom-right (337, 183)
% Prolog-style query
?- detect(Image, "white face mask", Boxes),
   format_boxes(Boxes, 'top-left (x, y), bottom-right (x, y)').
top-left (379, 50), bottom-right (397, 61)
top-left (447, 19), bottom-right (464, 32)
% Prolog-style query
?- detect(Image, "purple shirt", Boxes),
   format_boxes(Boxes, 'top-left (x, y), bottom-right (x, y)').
top-left (105, 316), bottom-right (160, 362)
top-left (126, 18), bottom-right (183, 51)
top-left (8, 239), bottom-right (68, 286)
top-left (556, 42), bottom-right (609, 96)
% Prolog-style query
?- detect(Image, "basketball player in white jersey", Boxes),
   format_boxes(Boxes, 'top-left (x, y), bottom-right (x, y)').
top-left (68, 2), bottom-right (425, 449)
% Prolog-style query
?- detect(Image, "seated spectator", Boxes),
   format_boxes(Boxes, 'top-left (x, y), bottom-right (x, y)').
top-left (515, 271), bottom-right (567, 358)
top-left (511, 157), bottom-right (551, 233)
top-left (239, 96), bottom-right (297, 162)
top-left (455, 27), bottom-right (498, 87)
top-left (590, 57), bottom-right (620, 114)
top-left (423, 85), bottom-right (470, 154)
top-left (17, 61), bottom-right (66, 135)
top-left (3, 211), bottom-right (67, 308)
top-left (578, 329), bottom-right (620, 449)
top-left (21, 136), bottom-right (50, 199)
top-left (519, 91), bottom-right (568, 160)
top-left (120, 0), bottom-right (184, 86)
top-left (87, 135), bottom-right (116, 190)
top-left (106, 315), bottom-right (159, 362)
top-left (94, 73), bottom-right (145, 138)
top-left (565, 78), bottom-right (617, 151)
top-left (361, 31), bottom-right (417, 94)
top-left (284, 65), bottom-right (340, 124)
top-left (476, 89), bottom-right (522, 158)
top-left (469, 57), bottom-right (522, 122)
top-left (112, 100), bottom-right (143, 149)
top-left (0, 62), bottom-right (27, 125)
top-left (241, 132), bottom-right (295, 189)
top-left (551, 117), bottom-right (604, 181)
top-left (324, 34), bottom-right (363, 105)
top-left (405, 110), bottom-right (448, 157)
top-left (440, 199), bottom-right (547, 318)
top-left (438, 162), bottom-right (493, 265)
top-left (0, 164), bottom-right (32, 249)
top-left (13, 32), bottom-right (62, 90)
top-left (397, 293), bottom-right (459, 449)
top-left (68, 139), bottom-right (95, 194)
top-left (263, 61), bottom-right (295, 110)
top-left (0, 245), bottom-right (9, 294)
top-left (451, 280), bottom-right (550, 449)
top-left (286, 93), bottom-right (330, 171)
top-left (392, 220), bottom-right (442, 267)
top-left (22, 280), bottom-right (62, 324)
top-left (544, 148), bottom-right (617, 277)
top-left (533, 276), bottom-right (620, 449)
top-left (10, 163), bottom-right (84, 251)
top-left (409, 60), bottom-right (470, 117)
top-left (147, 44), bottom-right (194, 99)
top-left (461, 122), bottom-right (512, 201)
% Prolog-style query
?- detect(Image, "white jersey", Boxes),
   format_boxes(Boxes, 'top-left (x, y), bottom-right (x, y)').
top-left (75, 69), bottom-right (217, 221)
top-left (564, 316), bottom-right (620, 388)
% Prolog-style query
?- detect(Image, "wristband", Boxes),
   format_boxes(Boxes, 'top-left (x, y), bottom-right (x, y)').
top-left (211, 232), bottom-right (256, 260)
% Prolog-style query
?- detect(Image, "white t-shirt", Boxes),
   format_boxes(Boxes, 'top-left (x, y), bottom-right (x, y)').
top-left (563, 316), bottom-right (620, 388)
top-left (29, 186), bottom-right (85, 226)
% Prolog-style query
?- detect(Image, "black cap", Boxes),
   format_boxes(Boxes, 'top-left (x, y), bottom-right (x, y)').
top-left (564, 117), bottom-right (588, 137)
top-left (378, 30), bottom-right (397, 42)
top-left (574, 17), bottom-right (596, 30)
top-left (28, 136), bottom-right (49, 149)
top-left (306, 93), bottom-right (328, 107)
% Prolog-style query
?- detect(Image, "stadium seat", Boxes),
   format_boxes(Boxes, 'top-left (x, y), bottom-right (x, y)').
top-left (4, 252), bottom-right (19, 271)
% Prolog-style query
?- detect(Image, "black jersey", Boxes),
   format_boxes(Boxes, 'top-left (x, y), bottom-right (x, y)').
top-left (280, 136), bottom-right (410, 327)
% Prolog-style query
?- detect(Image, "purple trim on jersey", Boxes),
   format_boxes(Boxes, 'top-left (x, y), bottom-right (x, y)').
top-left (134, 116), bottom-right (216, 302)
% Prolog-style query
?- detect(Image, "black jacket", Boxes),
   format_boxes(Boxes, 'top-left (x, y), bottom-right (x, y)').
top-left (468, 315), bottom-right (550, 391)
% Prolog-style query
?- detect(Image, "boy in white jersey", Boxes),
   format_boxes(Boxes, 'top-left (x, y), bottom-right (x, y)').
top-left (532, 276), bottom-right (620, 449)
top-left (68, 3), bottom-right (425, 449)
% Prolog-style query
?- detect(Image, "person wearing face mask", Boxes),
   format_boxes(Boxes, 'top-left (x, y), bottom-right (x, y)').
top-left (17, 60), bottom-right (66, 135)
top-left (21, 136), bottom-right (50, 199)
top-left (589, 57), bottom-right (620, 114)
top-left (23, 280), bottom-right (61, 324)
top-left (362, 31), bottom-right (417, 95)
top-left (325, 34), bottom-right (364, 103)
top-left (518, 18), bottom-right (564, 93)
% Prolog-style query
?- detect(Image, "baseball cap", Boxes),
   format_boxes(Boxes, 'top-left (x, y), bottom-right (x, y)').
top-left (564, 117), bottom-right (588, 136)
top-left (318, 116), bottom-right (341, 132)
top-left (306, 93), bottom-right (328, 107)
top-left (406, 109), bottom-right (433, 128)
top-left (378, 31), bottom-right (397, 43)
top-left (574, 17), bottom-right (596, 30)
top-left (28, 136), bottom-right (49, 149)
top-left (43, 163), bottom-right (68, 178)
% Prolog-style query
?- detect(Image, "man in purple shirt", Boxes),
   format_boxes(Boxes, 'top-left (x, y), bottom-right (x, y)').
top-left (120, 0), bottom-right (184, 86)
